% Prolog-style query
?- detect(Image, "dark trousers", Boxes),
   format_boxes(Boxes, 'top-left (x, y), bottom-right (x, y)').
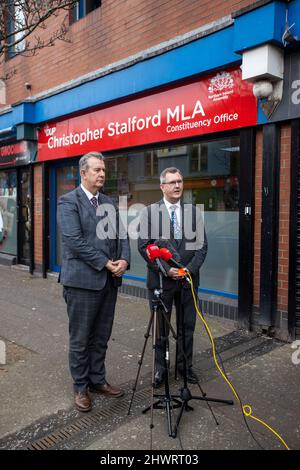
top-left (149, 283), bottom-right (197, 372)
top-left (63, 277), bottom-right (118, 392)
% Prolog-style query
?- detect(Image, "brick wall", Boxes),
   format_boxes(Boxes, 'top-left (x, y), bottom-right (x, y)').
top-left (0, 0), bottom-right (259, 105)
top-left (33, 165), bottom-right (43, 266)
top-left (253, 124), bottom-right (291, 314)
top-left (277, 124), bottom-right (291, 311)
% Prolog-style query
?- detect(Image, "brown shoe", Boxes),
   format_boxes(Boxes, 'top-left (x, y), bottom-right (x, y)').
top-left (74, 391), bottom-right (92, 412)
top-left (89, 382), bottom-right (124, 397)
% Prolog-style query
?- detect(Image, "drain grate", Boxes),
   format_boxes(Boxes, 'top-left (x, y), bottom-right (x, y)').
top-left (26, 387), bottom-right (151, 450)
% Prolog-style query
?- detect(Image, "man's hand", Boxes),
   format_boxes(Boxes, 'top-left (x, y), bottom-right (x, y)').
top-left (106, 259), bottom-right (128, 277)
top-left (105, 260), bottom-right (117, 273)
top-left (167, 267), bottom-right (179, 280)
top-left (113, 259), bottom-right (128, 277)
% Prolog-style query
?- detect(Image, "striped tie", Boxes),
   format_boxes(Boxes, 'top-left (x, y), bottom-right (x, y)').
top-left (90, 196), bottom-right (98, 210)
top-left (170, 206), bottom-right (181, 240)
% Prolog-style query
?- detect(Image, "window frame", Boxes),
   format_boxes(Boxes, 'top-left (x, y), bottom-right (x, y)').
top-left (6, 1), bottom-right (26, 59)
top-left (73, 0), bottom-right (101, 22)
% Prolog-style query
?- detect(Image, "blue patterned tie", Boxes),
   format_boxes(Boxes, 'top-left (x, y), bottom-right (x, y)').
top-left (90, 196), bottom-right (98, 210)
top-left (170, 205), bottom-right (181, 240)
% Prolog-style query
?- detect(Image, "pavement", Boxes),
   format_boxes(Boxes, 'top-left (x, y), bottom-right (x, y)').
top-left (0, 264), bottom-right (299, 452)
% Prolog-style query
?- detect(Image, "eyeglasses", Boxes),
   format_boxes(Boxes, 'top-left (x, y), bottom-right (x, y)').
top-left (162, 179), bottom-right (183, 187)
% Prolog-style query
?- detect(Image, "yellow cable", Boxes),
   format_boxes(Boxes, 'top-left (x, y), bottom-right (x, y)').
top-left (186, 271), bottom-right (290, 451)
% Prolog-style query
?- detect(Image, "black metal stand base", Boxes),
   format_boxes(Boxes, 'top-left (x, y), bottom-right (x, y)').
top-left (142, 394), bottom-right (182, 438)
top-left (171, 386), bottom-right (234, 438)
top-left (142, 394), bottom-right (182, 414)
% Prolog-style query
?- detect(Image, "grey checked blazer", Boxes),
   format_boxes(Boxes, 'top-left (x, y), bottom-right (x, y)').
top-left (57, 186), bottom-right (130, 290)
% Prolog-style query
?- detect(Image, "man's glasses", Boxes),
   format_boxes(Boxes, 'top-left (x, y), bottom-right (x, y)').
top-left (162, 179), bottom-right (183, 187)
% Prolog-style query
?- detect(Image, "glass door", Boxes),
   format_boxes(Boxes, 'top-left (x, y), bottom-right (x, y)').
top-left (0, 170), bottom-right (17, 257)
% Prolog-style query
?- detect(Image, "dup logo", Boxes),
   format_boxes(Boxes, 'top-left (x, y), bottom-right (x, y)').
top-left (291, 340), bottom-right (300, 365)
top-left (0, 339), bottom-right (6, 365)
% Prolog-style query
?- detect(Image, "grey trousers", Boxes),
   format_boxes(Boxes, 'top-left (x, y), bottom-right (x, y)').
top-left (63, 277), bottom-right (118, 392)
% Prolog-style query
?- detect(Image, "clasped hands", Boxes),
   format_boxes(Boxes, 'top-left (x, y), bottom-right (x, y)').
top-left (106, 259), bottom-right (128, 277)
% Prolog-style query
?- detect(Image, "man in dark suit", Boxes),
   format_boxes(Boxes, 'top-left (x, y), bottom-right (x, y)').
top-left (138, 167), bottom-right (207, 388)
top-left (57, 152), bottom-right (130, 412)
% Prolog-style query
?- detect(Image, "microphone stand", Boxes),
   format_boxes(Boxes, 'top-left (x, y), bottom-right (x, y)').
top-left (142, 272), bottom-right (182, 437)
top-left (128, 258), bottom-right (234, 440)
top-left (128, 271), bottom-right (181, 438)
top-left (172, 277), bottom-right (234, 438)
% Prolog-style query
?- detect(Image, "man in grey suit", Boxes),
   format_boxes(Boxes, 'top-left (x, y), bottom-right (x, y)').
top-left (138, 167), bottom-right (207, 388)
top-left (57, 152), bottom-right (130, 412)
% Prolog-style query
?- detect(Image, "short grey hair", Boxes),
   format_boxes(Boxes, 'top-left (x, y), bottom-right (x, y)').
top-left (160, 167), bottom-right (183, 184)
top-left (79, 152), bottom-right (104, 171)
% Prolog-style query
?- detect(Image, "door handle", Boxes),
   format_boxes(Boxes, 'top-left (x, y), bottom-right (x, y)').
top-left (244, 205), bottom-right (251, 216)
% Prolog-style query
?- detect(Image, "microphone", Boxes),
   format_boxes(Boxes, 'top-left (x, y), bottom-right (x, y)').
top-left (154, 238), bottom-right (181, 262)
top-left (159, 247), bottom-right (191, 283)
top-left (159, 247), bottom-right (183, 269)
top-left (145, 244), bottom-right (168, 277)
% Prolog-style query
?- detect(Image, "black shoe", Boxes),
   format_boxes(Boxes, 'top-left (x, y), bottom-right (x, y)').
top-left (178, 367), bottom-right (199, 384)
top-left (154, 370), bottom-right (165, 388)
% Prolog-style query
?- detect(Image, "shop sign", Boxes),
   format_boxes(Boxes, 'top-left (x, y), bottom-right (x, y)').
top-left (38, 68), bottom-right (257, 161)
top-left (0, 141), bottom-right (35, 168)
top-left (269, 51), bottom-right (300, 122)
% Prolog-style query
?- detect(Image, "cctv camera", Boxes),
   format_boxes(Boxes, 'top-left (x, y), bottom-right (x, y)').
top-left (253, 80), bottom-right (273, 99)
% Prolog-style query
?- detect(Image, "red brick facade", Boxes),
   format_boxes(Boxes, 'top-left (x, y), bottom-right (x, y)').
top-left (1, 0), bottom-right (260, 105)
top-left (277, 124), bottom-right (291, 312)
top-left (253, 124), bottom-right (291, 316)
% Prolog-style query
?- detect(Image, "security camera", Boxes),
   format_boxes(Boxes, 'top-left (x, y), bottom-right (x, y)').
top-left (25, 82), bottom-right (31, 90)
top-left (253, 80), bottom-right (273, 99)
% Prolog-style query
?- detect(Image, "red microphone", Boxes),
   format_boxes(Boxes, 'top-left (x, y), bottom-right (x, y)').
top-left (145, 244), bottom-right (167, 276)
top-left (146, 244), bottom-right (161, 262)
top-left (159, 247), bottom-right (183, 268)
top-left (159, 247), bottom-right (190, 282)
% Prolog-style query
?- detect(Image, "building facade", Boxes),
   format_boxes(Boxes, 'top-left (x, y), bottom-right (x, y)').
top-left (0, 0), bottom-right (299, 341)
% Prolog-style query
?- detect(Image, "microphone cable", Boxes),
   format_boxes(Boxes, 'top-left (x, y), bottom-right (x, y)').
top-left (186, 271), bottom-right (291, 451)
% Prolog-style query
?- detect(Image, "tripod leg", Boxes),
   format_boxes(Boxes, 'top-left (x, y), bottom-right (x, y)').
top-left (173, 402), bottom-right (185, 439)
top-left (149, 304), bottom-right (158, 433)
top-left (128, 309), bottom-right (154, 415)
top-left (174, 308), bottom-right (179, 381)
top-left (165, 399), bottom-right (174, 437)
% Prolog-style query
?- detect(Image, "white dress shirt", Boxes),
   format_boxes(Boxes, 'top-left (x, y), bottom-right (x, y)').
top-left (80, 184), bottom-right (99, 206)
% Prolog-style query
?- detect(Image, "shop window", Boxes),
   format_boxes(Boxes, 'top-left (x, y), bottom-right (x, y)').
top-left (55, 165), bottom-right (79, 267)
top-left (0, 171), bottom-right (17, 256)
top-left (190, 144), bottom-right (208, 173)
top-left (73, 0), bottom-right (101, 21)
top-left (102, 136), bottom-right (240, 296)
top-left (145, 151), bottom-right (158, 177)
top-left (53, 135), bottom-right (240, 297)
